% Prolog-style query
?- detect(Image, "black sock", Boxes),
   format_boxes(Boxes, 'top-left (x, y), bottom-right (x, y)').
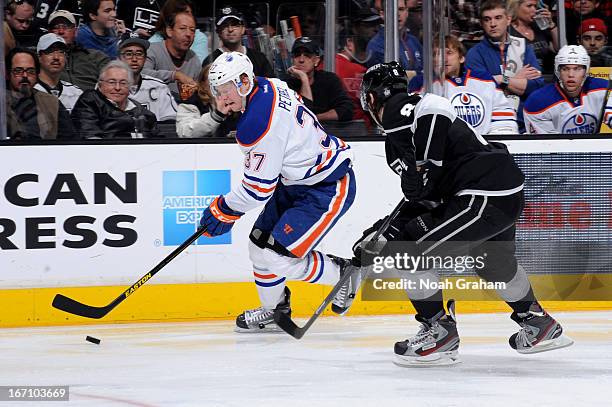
top-left (506, 287), bottom-right (536, 314)
top-left (410, 290), bottom-right (444, 319)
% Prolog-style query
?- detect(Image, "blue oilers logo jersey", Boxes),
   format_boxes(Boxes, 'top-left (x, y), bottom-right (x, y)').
top-left (409, 69), bottom-right (518, 135)
top-left (524, 77), bottom-right (612, 134)
top-left (224, 77), bottom-right (354, 214)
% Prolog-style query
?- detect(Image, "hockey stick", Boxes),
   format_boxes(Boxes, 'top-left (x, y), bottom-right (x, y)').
top-left (597, 71), bottom-right (612, 132)
top-left (52, 227), bottom-right (206, 319)
top-left (274, 198), bottom-right (408, 339)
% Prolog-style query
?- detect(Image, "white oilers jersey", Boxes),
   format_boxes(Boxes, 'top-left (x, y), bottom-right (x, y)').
top-left (34, 80), bottom-right (83, 113)
top-left (129, 75), bottom-right (177, 121)
top-left (224, 77), bottom-right (354, 214)
top-left (410, 69), bottom-right (518, 135)
top-left (524, 77), bottom-right (612, 134)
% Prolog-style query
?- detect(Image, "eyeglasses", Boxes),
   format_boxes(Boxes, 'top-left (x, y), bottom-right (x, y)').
top-left (120, 51), bottom-right (146, 59)
top-left (100, 79), bottom-right (130, 88)
top-left (50, 24), bottom-right (75, 31)
top-left (11, 67), bottom-right (37, 76)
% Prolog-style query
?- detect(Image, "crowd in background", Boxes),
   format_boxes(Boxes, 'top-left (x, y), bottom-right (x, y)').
top-left (3, 0), bottom-right (612, 140)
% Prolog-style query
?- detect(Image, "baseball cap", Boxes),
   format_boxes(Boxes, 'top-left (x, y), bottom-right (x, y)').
top-left (354, 7), bottom-right (383, 24)
top-left (37, 33), bottom-right (67, 53)
top-left (216, 6), bottom-right (244, 27)
top-left (291, 37), bottom-right (320, 56)
top-left (579, 18), bottom-right (608, 36)
top-left (48, 10), bottom-right (76, 26)
top-left (119, 36), bottom-right (150, 51)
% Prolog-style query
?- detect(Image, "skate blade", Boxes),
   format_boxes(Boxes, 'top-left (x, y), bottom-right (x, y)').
top-left (517, 334), bottom-right (574, 354)
top-left (393, 351), bottom-right (461, 368)
top-left (234, 324), bottom-right (284, 334)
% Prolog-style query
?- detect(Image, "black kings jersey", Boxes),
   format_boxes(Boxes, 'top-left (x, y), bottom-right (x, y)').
top-left (382, 93), bottom-right (525, 201)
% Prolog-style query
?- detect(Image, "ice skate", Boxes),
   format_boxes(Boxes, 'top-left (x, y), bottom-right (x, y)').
top-left (235, 287), bottom-right (291, 333)
top-left (394, 300), bottom-right (461, 367)
top-left (329, 255), bottom-right (362, 315)
top-left (509, 302), bottom-right (574, 354)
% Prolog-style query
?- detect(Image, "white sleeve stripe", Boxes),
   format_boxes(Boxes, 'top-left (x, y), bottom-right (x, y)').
top-left (423, 114), bottom-right (436, 161)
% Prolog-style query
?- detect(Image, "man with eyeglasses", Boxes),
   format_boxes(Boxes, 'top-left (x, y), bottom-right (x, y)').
top-left (5, 47), bottom-right (74, 139)
top-left (202, 6), bottom-right (274, 78)
top-left (71, 60), bottom-right (158, 138)
top-left (119, 37), bottom-right (177, 122)
top-left (34, 33), bottom-right (83, 112)
top-left (48, 10), bottom-right (111, 90)
top-left (281, 37), bottom-right (353, 122)
top-left (4, 0), bottom-right (44, 48)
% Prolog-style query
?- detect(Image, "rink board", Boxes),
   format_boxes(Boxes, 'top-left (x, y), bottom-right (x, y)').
top-left (1, 139), bottom-right (612, 326)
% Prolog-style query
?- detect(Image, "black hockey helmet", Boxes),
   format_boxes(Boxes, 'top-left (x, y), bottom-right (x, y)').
top-left (359, 61), bottom-right (409, 115)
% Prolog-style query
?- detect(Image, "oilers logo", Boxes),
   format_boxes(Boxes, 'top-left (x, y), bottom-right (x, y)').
top-left (450, 92), bottom-right (485, 128)
top-left (561, 113), bottom-right (597, 134)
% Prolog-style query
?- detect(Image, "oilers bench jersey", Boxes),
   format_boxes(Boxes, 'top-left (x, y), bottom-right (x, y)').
top-left (224, 77), bottom-right (354, 214)
top-left (409, 69), bottom-right (518, 135)
top-left (382, 93), bottom-right (524, 201)
top-left (523, 77), bottom-right (612, 134)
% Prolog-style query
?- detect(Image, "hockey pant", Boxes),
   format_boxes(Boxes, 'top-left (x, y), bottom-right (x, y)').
top-left (248, 170), bottom-right (356, 309)
top-left (393, 192), bottom-right (535, 318)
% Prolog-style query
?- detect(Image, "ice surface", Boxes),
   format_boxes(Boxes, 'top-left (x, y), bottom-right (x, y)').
top-left (1, 311), bottom-right (610, 407)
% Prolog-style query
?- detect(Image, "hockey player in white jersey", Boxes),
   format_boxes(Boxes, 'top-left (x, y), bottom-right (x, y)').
top-left (524, 45), bottom-right (612, 134)
top-left (409, 36), bottom-right (518, 135)
top-left (199, 52), bottom-right (356, 332)
top-left (119, 37), bottom-right (178, 122)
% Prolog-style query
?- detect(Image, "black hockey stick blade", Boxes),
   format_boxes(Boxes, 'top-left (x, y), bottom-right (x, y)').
top-left (273, 265), bottom-right (357, 339)
top-left (51, 227), bottom-right (206, 319)
top-left (274, 198), bottom-right (409, 339)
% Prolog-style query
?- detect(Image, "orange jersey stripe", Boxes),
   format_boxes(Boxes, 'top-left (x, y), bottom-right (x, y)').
top-left (492, 112), bottom-right (515, 117)
top-left (291, 175), bottom-right (348, 258)
top-left (254, 271), bottom-right (278, 279)
top-left (242, 181), bottom-right (277, 194)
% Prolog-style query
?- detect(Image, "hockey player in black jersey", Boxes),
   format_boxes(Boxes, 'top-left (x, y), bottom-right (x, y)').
top-left (333, 62), bottom-right (573, 367)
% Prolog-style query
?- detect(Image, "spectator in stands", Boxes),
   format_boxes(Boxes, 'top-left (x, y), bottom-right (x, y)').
top-left (34, 33), bottom-right (83, 113)
top-left (4, 21), bottom-right (16, 56)
top-left (202, 7), bottom-right (274, 77)
top-left (410, 35), bottom-right (518, 135)
top-left (77, 0), bottom-right (127, 59)
top-left (336, 13), bottom-right (378, 123)
top-left (367, 0), bottom-right (423, 74)
top-left (282, 37), bottom-right (353, 122)
top-left (149, 0), bottom-right (208, 63)
top-left (508, 0), bottom-right (559, 72)
top-left (142, 10), bottom-right (200, 99)
top-left (4, 0), bottom-right (43, 48)
top-left (5, 47), bottom-right (74, 140)
top-left (579, 18), bottom-right (612, 67)
top-left (449, 0), bottom-right (484, 44)
top-left (71, 60), bottom-right (158, 138)
top-left (350, 7), bottom-right (383, 64)
top-left (48, 10), bottom-right (110, 91)
top-left (466, 0), bottom-right (545, 131)
top-left (524, 45), bottom-right (612, 134)
top-left (565, 1), bottom-right (611, 44)
top-left (118, 37), bottom-right (177, 122)
top-left (176, 64), bottom-right (235, 138)
top-left (32, 0), bottom-right (83, 30)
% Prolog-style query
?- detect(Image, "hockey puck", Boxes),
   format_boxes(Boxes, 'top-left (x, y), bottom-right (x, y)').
top-left (85, 335), bottom-right (101, 345)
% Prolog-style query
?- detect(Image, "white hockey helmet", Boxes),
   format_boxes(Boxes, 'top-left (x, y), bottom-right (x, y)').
top-left (208, 51), bottom-right (255, 97)
top-left (554, 45), bottom-right (590, 83)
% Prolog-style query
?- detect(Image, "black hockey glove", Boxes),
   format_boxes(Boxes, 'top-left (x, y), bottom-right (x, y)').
top-left (352, 217), bottom-right (405, 266)
top-left (400, 152), bottom-right (423, 200)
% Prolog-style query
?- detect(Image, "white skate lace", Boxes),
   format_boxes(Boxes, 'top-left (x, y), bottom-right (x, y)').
top-left (244, 307), bottom-right (273, 325)
top-left (408, 324), bottom-right (436, 346)
top-left (516, 325), bottom-right (535, 348)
